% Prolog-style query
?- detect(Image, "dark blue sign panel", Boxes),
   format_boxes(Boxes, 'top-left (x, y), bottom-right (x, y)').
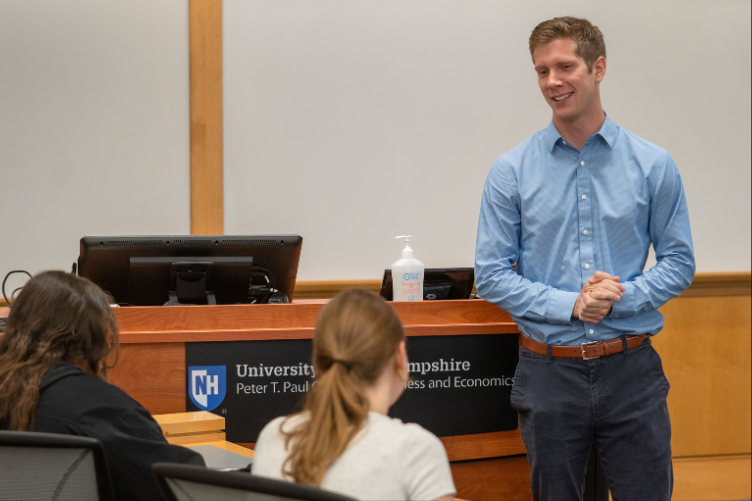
top-left (185, 334), bottom-right (519, 443)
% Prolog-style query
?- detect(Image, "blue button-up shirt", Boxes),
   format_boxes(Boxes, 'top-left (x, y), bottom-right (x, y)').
top-left (475, 116), bottom-right (695, 345)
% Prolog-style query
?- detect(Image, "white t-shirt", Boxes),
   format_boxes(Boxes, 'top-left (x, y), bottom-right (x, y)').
top-left (252, 411), bottom-right (456, 501)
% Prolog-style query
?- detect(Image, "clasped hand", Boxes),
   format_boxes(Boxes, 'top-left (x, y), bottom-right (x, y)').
top-left (572, 271), bottom-right (626, 324)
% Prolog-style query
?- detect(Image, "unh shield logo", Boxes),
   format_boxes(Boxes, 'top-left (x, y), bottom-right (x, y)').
top-left (189, 365), bottom-right (226, 411)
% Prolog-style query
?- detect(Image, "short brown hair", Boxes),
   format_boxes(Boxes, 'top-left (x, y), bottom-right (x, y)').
top-left (529, 17), bottom-right (606, 72)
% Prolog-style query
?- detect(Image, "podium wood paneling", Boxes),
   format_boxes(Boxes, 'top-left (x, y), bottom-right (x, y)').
top-left (451, 455), bottom-right (533, 501)
top-left (107, 343), bottom-right (186, 416)
top-left (440, 430), bottom-right (525, 462)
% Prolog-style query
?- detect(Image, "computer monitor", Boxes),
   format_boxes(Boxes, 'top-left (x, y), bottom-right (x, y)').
top-left (379, 267), bottom-right (475, 301)
top-left (77, 235), bottom-right (303, 306)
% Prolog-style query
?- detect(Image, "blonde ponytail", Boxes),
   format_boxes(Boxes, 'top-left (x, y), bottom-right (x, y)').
top-left (282, 289), bottom-right (404, 486)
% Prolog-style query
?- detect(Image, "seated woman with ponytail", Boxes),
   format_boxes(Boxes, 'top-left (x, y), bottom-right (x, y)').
top-left (253, 289), bottom-right (456, 501)
top-left (0, 271), bottom-right (204, 501)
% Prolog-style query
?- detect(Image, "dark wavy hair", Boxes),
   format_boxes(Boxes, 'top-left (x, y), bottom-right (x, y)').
top-left (0, 270), bottom-right (119, 431)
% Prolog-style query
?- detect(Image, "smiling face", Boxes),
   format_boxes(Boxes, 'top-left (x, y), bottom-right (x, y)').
top-left (533, 38), bottom-right (606, 126)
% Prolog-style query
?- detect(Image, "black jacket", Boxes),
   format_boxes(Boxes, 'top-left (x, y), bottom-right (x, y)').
top-left (33, 362), bottom-right (205, 500)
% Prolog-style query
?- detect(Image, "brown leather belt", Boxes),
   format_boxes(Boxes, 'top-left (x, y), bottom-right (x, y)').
top-left (520, 333), bottom-right (650, 360)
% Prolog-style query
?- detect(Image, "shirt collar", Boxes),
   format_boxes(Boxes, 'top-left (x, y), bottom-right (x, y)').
top-left (543, 113), bottom-right (617, 152)
top-left (597, 114), bottom-right (617, 148)
top-left (543, 121), bottom-right (563, 152)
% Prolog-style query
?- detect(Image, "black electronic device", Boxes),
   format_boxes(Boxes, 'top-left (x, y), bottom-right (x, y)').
top-left (77, 235), bottom-right (302, 306)
top-left (379, 267), bottom-right (475, 301)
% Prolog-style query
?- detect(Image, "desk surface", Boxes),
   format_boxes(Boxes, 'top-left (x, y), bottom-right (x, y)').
top-left (111, 299), bottom-right (516, 343)
top-left (2, 299), bottom-right (515, 341)
top-left (183, 440), bottom-right (254, 459)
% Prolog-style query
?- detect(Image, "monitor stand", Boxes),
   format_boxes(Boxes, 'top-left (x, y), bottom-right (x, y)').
top-left (167, 262), bottom-right (217, 305)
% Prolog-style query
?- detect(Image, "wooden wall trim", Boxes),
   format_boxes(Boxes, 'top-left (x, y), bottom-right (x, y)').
top-left (189, 0), bottom-right (224, 235)
top-left (293, 280), bottom-right (381, 299)
top-left (681, 271), bottom-right (752, 297)
top-left (292, 272), bottom-right (751, 300)
top-left (0, 272), bottom-right (748, 307)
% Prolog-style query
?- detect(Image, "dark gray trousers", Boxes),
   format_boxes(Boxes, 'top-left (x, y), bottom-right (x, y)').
top-left (510, 338), bottom-right (673, 501)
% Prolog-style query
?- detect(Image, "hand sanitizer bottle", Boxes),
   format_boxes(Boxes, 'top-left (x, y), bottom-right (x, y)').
top-left (392, 235), bottom-right (424, 302)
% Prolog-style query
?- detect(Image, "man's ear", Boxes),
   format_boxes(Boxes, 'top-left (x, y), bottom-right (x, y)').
top-left (594, 56), bottom-right (607, 83)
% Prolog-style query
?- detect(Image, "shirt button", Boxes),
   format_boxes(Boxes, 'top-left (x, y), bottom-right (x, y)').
top-left (583, 229), bottom-right (589, 235)
top-left (589, 329), bottom-right (594, 334)
top-left (563, 140), bottom-right (567, 145)
top-left (584, 263), bottom-right (591, 269)
top-left (581, 194), bottom-right (587, 200)
top-left (581, 161), bottom-right (585, 166)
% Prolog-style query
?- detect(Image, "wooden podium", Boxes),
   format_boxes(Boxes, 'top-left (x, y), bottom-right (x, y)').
top-left (109, 299), bottom-right (531, 500)
top-left (0, 300), bottom-right (530, 500)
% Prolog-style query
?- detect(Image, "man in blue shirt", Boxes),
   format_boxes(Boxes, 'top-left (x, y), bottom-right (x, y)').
top-left (475, 17), bottom-right (695, 501)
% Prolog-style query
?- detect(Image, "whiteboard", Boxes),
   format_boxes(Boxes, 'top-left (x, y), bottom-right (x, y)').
top-left (223, 0), bottom-right (751, 280)
top-left (0, 0), bottom-right (190, 293)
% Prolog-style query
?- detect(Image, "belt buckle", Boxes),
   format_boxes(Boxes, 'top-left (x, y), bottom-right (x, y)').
top-left (580, 341), bottom-right (600, 360)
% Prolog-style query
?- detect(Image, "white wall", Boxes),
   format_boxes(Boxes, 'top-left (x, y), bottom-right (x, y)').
top-left (1, 1), bottom-right (749, 291)
top-left (223, 0), bottom-right (751, 280)
top-left (0, 0), bottom-right (190, 293)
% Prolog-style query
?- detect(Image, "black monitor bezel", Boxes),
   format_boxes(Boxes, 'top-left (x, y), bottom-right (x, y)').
top-left (77, 235), bottom-right (302, 306)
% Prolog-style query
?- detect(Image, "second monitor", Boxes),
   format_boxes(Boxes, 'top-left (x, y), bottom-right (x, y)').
top-left (379, 268), bottom-right (475, 301)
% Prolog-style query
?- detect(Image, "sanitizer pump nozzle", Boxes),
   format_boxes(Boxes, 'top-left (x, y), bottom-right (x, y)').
top-left (395, 235), bottom-right (414, 259)
top-left (392, 235), bottom-right (424, 302)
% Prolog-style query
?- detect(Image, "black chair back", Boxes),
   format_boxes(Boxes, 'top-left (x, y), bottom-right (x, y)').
top-left (0, 430), bottom-right (115, 501)
top-left (153, 463), bottom-right (356, 501)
